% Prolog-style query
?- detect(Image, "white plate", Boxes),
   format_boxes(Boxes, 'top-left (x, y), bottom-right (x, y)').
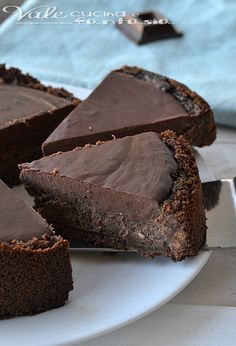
top-left (0, 84), bottom-right (212, 345)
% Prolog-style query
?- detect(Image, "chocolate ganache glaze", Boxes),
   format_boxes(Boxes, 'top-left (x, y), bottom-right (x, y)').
top-left (0, 84), bottom-right (69, 128)
top-left (0, 179), bottom-right (52, 242)
top-left (42, 66), bottom-right (216, 155)
top-left (23, 132), bottom-right (177, 204)
top-left (43, 70), bottom-right (188, 154)
top-left (53, 72), bottom-right (187, 136)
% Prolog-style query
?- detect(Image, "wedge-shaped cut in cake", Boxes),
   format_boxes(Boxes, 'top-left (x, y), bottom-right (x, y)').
top-left (0, 179), bottom-right (73, 318)
top-left (0, 64), bottom-right (80, 186)
top-left (20, 131), bottom-right (206, 261)
top-left (42, 66), bottom-right (216, 156)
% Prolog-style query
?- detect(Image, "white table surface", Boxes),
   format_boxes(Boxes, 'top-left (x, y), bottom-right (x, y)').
top-left (80, 125), bottom-right (236, 346)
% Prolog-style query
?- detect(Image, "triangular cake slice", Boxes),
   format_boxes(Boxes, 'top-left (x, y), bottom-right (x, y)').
top-left (0, 179), bottom-right (73, 318)
top-left (21, 131), bottom-right (206, 261)
top-left (42, 66), bottom-right (216, 156)
top-left (0, 64), bottom-right (80, 186)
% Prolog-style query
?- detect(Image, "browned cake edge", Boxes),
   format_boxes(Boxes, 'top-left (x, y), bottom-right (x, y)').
top-left (0, 64), bottom-right (79, 102)
top-left (117, 66), bottom-right (216, 147)
top-left (0, 234), bottom-right (73, 318)
top-left (158, 130), bottom-right (206, 260)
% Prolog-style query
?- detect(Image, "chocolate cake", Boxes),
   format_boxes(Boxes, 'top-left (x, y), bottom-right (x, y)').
top-left (20, 131), bottom-right (206, 261)
top-left (0, 179), bottom-right (73, 318)
top-left (42, 66), bottom-right (216, 156)
top-left (0, 64), bottom-right (80, 186)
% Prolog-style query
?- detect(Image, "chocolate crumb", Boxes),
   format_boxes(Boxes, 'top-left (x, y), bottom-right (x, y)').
top-left (52, 168), bottom-right (59, 175)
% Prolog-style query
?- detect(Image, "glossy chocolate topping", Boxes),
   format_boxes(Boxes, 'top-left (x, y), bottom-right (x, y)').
top-left (0, 84), bottom-right (69, 127)
top-left (21, 132), bottom-right (177, 203)
top-left (0, 179), bottom-right (52, 242)
top-left (45, 71), bottom-right (188, 145)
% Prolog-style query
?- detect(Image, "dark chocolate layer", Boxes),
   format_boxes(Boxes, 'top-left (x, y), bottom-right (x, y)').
top-left (45, 72), bottom-right (187, 142)
top-left (0, 84), bottom-right (69, 127)
top-left (43, 70), bottom-right (187, 154)
top-left (0, 179), bottom-right (52, 242)
top-left (42, 66), bottom-right (216, 155)
top-left (21, 132), bottom-right (177, 206)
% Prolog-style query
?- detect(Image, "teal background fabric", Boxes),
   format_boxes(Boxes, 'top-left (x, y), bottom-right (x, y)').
top-left (0, 0), bottom-right (235, 127)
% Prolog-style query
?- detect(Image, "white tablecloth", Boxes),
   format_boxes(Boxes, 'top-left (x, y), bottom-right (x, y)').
top-left (81, 126), bottom-right (236, 346)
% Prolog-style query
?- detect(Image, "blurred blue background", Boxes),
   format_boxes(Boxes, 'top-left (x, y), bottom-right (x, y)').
top-left (0, 0), bottom-right (236, 127)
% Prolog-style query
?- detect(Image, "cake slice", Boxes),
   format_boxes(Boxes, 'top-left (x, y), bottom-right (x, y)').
top-left (0, 179), bottom-right (73, 318)
top-left (42, 66), bottom-right (216, 156)
top-left (0, 64), bottom-right (80, 186)
top-left (20, 131), bottom-right (206, 261)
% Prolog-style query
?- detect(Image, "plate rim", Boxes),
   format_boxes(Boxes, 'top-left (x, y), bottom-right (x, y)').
top-left (62, 251), bottom-right (211, 345)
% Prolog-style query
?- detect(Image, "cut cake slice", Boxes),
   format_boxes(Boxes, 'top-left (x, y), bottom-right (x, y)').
top-left (20, 131), bottom-right (206, 261)
top-left (42, 66), bottom-right (216, 156)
